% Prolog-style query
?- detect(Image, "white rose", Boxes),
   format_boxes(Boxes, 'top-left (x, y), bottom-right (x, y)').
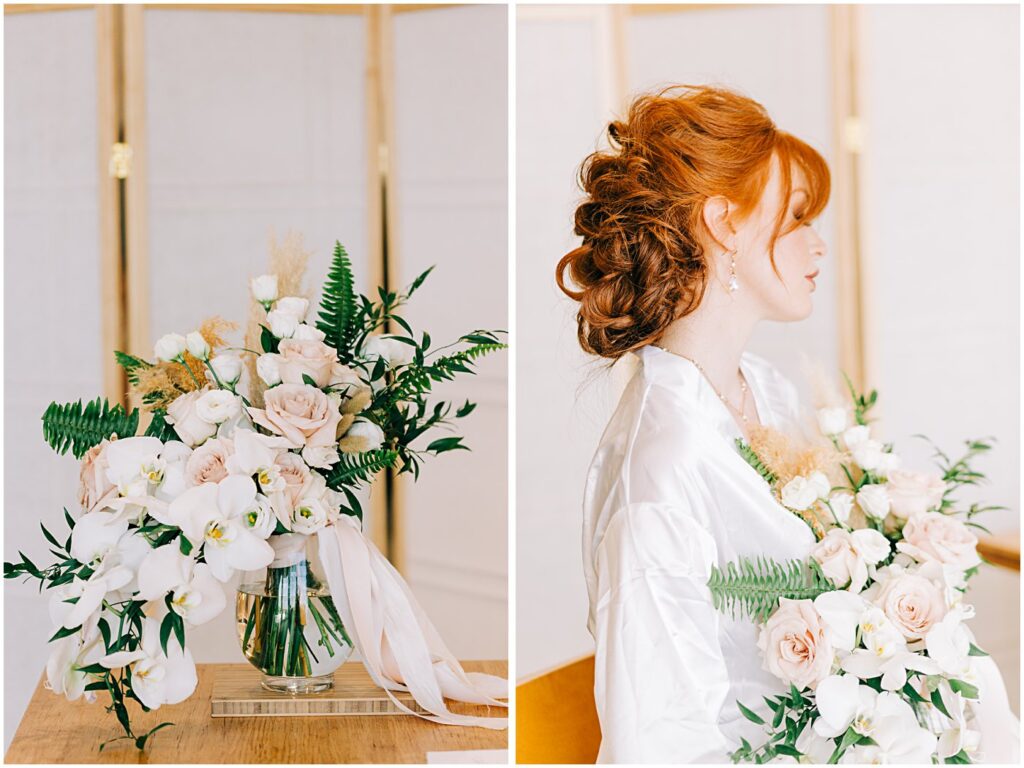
top-left (293, 323), bottom-right (327, 342)
top-left (251, 274), bottom-right (278, 304)
top-left (165, 390), bottom-right (218, 447)
top-left (828, 491), bottom-right (855, 525)
top-left (810, 528), bottom-right (891, 593)
top-left (781, 475), bottom-right (818, 511)
top-left (874, 452), bottom-right (903, 478)
top-left (817, 407), bottom-right (848, 436)
top-left (267, 310), bottom-right (299, 339)
top-left (361, 335), bottom-right (415, 367)
top-left (154, 333), bottom-right (187, 362)
top-left (195, 390), bottom-right (241, 425)
top-left (885, 469), bottom-right (947, 521)
top-left (851, 439), bottom-right (884, 471)
top-left (856, 483), bottom-right (891, 520)
top-left (208, 353), bottom-right (243, 385)
top-left (842, 425), bottom-right (871, 450)
top-left (301, 444), bottom-right (340, 469)
top-left (256, 353), bottom-right (282, 386)
top-left (185, 331), bottom-right (210, 361)
top-left (274, 296), bottom-right (310, 322)
top-left (338, 419), bottom-right (385, 454)
top-left (808, 471), bottom-right (831, 500)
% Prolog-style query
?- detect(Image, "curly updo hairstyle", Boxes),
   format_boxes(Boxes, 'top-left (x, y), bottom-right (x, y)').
top-left (556, 84), bottom-right (830, 360)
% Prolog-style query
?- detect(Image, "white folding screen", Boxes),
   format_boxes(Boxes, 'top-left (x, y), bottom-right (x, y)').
top-left (3, 9), bottom-right (104, 748)
top-left (627, 4), bottom-right (839, 396)
top-left (142, 8), bottom-right (371, 666)
top-left (391, 5), bottom-right (508, 659)
top-left (858, 3), bottom-right (1019, 710)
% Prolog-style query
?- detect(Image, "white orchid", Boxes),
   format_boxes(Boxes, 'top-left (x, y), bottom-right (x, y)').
top-left (813, 589), bottom-right (868, 652)
top-left (136, 544), bottom-right (226, 626)
top-left (168, 475), bottom-right (275, 581)
top-left (50, 562), bottom-right (133, 630)
top-left (70, 510), bottom-right (129, 566)
top-left (46, 620), bottom-right (106, 702)
top-left (926, 608), bottom-right (978, 681)
top-left (100, 617), bottom-right (198, 710)
top-left (225, 429), bottom-right (290, 491)
top-left (841, 628), bottom-right (940, 690)
top-left (936, 682), bottom-right (982, 760)
top-left (101, 436), bottom-right (191, 511)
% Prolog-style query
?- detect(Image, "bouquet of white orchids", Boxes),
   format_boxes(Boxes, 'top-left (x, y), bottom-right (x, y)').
top-left (708, 375), bottom-right (1002, 764)
top-left (5, 241), bottom-right (505, 750)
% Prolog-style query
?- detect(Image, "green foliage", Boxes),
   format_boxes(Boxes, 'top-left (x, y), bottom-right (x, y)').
top-left (144, 410), bottom-right (179, 442)
top-left (42, 398), bottom-right (139, 459)
top-left (316, 241), bottom-right (361, 363)
top-left (910, 435), bottom-right (1003, 516)
top-left (734, 438), bottom-right (778, 486)
top-left (729, 685), bottom-right (821, 764)
top-left (841, 371), bottom-right (878, 426)
top-left (707, 556), bottom-right (835, 624)
top-left (323, 449), bottom-right (399, 492)
top-left (114, 351), bottom-right (152, 385)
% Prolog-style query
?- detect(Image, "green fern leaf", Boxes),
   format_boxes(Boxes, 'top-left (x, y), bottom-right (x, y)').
top-left (323, 449), bottom-right (398, 489)
top-left (707, 556), bottom-right (834, 623)
top-left (735, 438), bottom-right (777, 486)
top-left (114, 351), bottom-right (152, 386)
top-left (144, 410), bottom-right (179, 442)
top-left (379, 342), bottom-right (507, 410)
top-left (316, 241), bottom-right (360, 363)
top-left (42, 398), bottom-right (139, 459)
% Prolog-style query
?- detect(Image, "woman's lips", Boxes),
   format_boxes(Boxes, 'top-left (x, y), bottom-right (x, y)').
top-left (806, 270), bottom-right (819, 289)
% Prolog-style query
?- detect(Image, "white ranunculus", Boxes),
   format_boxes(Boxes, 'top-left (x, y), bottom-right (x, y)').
top-left (195, 390), bottom-right (241, 425)
top-left (136, 544), bottom-right (226, 627)
top-left (291, 497), bottom-right (329, 535)
top-left (256, 353), bottom-right (283, 386)
top-left (780, 475), bottom-right (818, 511)
top-left (856, 483), bottom-right (890, 520)
top-left (851, 439), bottom-right (884, 471)
top-left (101, 617), bottom-right (198, 709)
top-left (267, 309), bottom-right (299, 339)
top-left (166, 390), bottom-right (218, 447)
top-left (154, 333), bottom-right (187, 362)
top-left (361, 335), bottom-right (415, 367)
top-left (242, 494), bottom-right (277, 539)
top-left (208, 353), bottom-right (243, 385)
top-left (807, 471), bottom-right (831, 500)
top-left (185, 331), bottom-right (210, 361)
top-left (251, 274), bottom-right (278, 304)
top-left (293, 323), bottom-right (327, 342)
top-left (827, 491), bottom-right (854, 525)
top-left (168, 475), bottom-right (275, 582)
top-left (274, 296), bottom-right (310, 322)
top-left (339, 419), bottom-right (386, 454)
top-left (816, 406), bottom-right (848, 436)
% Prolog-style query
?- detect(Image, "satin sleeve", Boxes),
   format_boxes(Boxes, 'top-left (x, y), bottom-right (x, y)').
top-left (592, 501), bottom-right (732, 764)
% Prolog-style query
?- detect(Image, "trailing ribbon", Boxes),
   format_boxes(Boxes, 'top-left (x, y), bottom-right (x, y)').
top-left (316, 515), bottom-right (508, 729)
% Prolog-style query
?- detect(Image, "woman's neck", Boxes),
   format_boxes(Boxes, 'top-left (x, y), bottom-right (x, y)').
top-left (656, 283), bottom-right (760, 401)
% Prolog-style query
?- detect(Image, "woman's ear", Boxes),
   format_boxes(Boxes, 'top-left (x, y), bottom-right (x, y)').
top-left (701, 196), bottom-right (737, 252)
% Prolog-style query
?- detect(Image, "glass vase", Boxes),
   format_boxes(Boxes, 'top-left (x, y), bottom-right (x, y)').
top-left (236, 533), bottom-right (354, 693)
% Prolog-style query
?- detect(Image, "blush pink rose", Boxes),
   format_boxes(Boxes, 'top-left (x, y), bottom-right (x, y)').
top-left (896, 511), bottom-right (981, 571)
top-left (276, 338), bottom-right (338, 388)
top-left (757, 598), bottom-right (834, 691)
top-left (247, 383), bottom-right (342, 448)
top-left (78, 438), bottom-right (118, 512)
top-left (873, 572), bottom-right (947, 640)
top-left (885, 470), bottom-right (947, 520)
top-left (185, 437), bottom-right (234, 486)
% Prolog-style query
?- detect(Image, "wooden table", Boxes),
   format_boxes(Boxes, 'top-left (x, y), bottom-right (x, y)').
top-left (6, 661), bottom-right (507, 763)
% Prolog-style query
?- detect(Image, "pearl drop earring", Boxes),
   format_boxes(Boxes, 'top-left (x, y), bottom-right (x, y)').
top-left (727, 250), bottom-right (740, 293)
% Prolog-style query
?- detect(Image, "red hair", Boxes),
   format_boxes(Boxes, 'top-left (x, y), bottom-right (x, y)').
top-left (556, 84), bottom-right (831, 360)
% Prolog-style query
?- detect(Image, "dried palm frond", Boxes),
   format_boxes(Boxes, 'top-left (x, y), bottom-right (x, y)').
top-left (199, 315), bottom-right (238, 352)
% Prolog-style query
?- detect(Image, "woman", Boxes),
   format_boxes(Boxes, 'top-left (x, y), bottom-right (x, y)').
top-left (556, 85), bottom-right (1018, 763)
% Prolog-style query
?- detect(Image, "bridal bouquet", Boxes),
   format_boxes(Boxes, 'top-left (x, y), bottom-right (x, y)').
top-left (4, 240), bottom-right (505, 750)
top-left (708, 374), bottom-right (1001, 764)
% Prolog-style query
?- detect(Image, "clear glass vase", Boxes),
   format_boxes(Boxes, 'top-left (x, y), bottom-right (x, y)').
top-left (236, 533), bottom-right (354, 693)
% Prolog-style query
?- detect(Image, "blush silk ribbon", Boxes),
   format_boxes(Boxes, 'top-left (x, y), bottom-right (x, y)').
top-left (316, 515), bottom-right (508, 729)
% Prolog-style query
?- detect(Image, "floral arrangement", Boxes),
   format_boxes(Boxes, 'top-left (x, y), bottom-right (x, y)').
top-left (4, 239), bottom-right (505, 750)
top-left (707, 374), bottom-right (1002, 764)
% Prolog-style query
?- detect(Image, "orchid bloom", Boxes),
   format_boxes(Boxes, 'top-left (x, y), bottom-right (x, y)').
top-left (100, 617), bottom-right (198, 709)
top-left (136, 544), bottom-right (226, 626)
top-left (926, 608), bottom-right (979, 682)
top-left (168, 475), bottom-right (274, 581)
top-left (225, 428), bottom-right (290, 492)
top-left (936, 682), bottom-right (983, 760)
top-left (46, 620), bottom-right (106, 702)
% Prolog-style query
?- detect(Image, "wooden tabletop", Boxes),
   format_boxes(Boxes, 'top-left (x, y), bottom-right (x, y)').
top-left (6, 661), bottom-right (508, 764)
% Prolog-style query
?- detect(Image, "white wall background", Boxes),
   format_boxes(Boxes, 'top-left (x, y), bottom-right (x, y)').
top-left (3, 8), bottom-right (105, 748)
top-left (517, 3), bottom-right (1019, 718)
top-left (3, 6), bottom-right (508, 748)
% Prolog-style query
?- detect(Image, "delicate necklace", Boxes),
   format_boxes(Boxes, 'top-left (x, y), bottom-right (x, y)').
top-left (655, 344), bottom-right (752, 424)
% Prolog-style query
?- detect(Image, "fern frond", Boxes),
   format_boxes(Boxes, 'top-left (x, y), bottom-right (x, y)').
top-left (42, 398), bottom-right (139, 459)
top-left (144, 410), bottom-right (179, 442)
top-left (707, 556), bottom-right (834, 623)
top-left (380, 342), bottom-right (507, 409)
top-left (735, 438), bottom-right (778, 486)
top-left (323, 449), bottom-right (398, 489)
top-left (114, 351), bottom-right (152, 386)
top-left (316, 241), bottom-right (360, 363)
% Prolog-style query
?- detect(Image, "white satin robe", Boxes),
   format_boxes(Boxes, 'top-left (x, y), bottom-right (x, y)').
top-left (583, 344), bottom-right (1019, 764)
